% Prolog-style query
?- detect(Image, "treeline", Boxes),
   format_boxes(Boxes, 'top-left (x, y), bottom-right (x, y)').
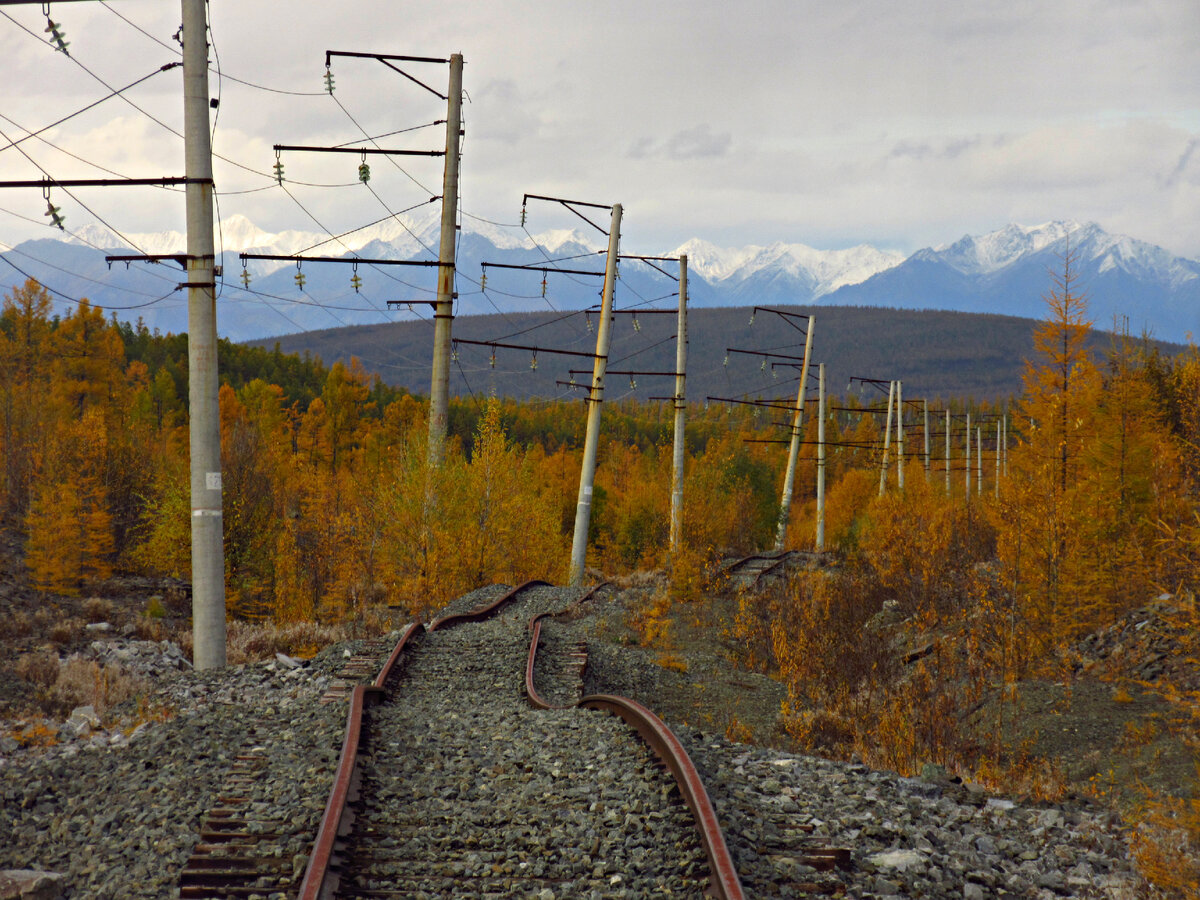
top-left (0, 279), bottom-right (813, 617)
top-left (3, 276), bottom-right (1198, 643)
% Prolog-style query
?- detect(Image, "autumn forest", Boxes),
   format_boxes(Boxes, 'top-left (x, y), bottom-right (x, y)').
top-left (2, 265), bottom-right (1200, 888)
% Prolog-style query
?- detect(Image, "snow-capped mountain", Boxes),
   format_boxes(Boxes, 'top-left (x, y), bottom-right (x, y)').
top-left (6, 218), bottom-right (1198, 343)
top-left (676, 238), bottom-right (904, 300)
top-left (826, 221), bottom-right (1200, 340)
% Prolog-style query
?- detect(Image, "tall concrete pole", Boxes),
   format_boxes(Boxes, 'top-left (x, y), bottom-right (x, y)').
top-left (923, 399), bottom-right (930, 479)
top-left (669, 255), bottom-right (688, 556)
top-left (773, 316), bottom-right (815, 551)
top-left (944, 408), bottom-right (951, 495)
top-left (427, 53), bottom-right (464, 466)
top-left (568, 204), bottom-right (622, 586)
top-left (995, 418), bottom-right (1001, 498)
top-left (977, 425), bottom-right (983, 496)
top-left (815, 363), bottom-right (826, 551)
top-left (895, 380), bottom-right (904, 490)
top-left (965, 412), bottom-right (972, 498)
top-left (1002, 414), bottom-right (1009, 478)
top-left (181, 0), bottom-right (225, 670)
top-left (878, 380), bottom-right (895, 497)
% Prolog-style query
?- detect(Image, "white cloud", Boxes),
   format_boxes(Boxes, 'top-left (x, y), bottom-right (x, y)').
top-left (0, 0), bottom-right (1196, 258)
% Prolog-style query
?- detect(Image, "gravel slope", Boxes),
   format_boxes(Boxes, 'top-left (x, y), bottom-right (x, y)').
top-left (0, 584), bottom-right (1151, 899)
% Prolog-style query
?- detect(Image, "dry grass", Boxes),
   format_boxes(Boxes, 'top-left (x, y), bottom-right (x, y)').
top-left (0, 609), bottom-right (33, 639)
top-left (51, 657), bottom-right (147, 717)
top-left (14, 650), bottom-right (59, 689)
top-left (223, 619), bottom-right (350, 665)
top-left (81, 596), bottom-right (114, 623)
top-left (12, 651), bottom-right (149, 718)
top-left (48, 617), bottom-right (83, 646)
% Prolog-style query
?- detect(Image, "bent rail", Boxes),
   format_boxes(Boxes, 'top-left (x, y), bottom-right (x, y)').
top-left (372, 621), bottom-right (424, 688)
top-left (302, 586), bottom-right (548, 899)
top-left (427, 579), bottom-right (550, 631)
top-left (297, 682), bottom-right (383, 900)
top-left (525, 582), bottom-right (608, 710)
top-left (580, 694), bottom-right (746, 900)
top-left (525, 613), bottom-right (556, 710)
top-left (299, 620), bottom-right (423, 900)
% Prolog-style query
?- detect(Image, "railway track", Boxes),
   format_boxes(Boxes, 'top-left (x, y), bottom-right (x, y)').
top-left (181, 581), bottom-right (746, 899)
top-left (722, 550), bottom-right (825, 591)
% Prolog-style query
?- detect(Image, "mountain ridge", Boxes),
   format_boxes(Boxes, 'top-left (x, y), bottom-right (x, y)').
top-left (5, 217), bottom-right (1196, 343)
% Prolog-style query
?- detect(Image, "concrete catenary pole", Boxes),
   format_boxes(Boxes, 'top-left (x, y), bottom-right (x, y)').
top-left (1002, 414), bottom-right (1009, 477)
top-left (995, 418), bottom-right (1001, 498)
top-left (977, 425), bottom-right (983, 496)
top-left (427, 53), bottom-right (464, 466)
top-left (965, 412), bottom-right (972, 498)
top-left (815, 363), bottom-right (826, 551)
top-left (878, 380), bottom-right (895, 497)
top-left (669, 255), bottom-right (688, 556)
top-left (944, 408), bottom-right (951, 495)
top-left (895, 380), bottom-right (905, 490)
top-left (182, 0), bottom-right (225, 670)
top-left (923, 399), bottom-right (930, 478)
top-left (774, 316), bottom-right (815, 550)
top-left (568, 204), bottom-right (622, 586)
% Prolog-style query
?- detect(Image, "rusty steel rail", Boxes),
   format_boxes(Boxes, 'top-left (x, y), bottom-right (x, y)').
top-left (525, 613), bottom-right (559, 710)
top-left (427, 579), bottom-right (549, 631)
top-left (300, 584), bottom-right (548, 899)
top-left (525, 582), bottom-right (608, 710)
top-left (580, 694), bottom-right (747, 900)
top-left (297, 622), bottom-right (422, 900)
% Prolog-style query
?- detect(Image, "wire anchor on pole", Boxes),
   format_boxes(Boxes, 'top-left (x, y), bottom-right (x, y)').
top-left (239, 259), bottom-right (251, 288)
top-left (293, 260), bottom-right (306, 291)
top-left (350, 260), bottom-right (362, 293)
top-left (323, 65), bottom-right (335, 94)
top-left (357, 151), bottom-right (370, 184)
top-left (273, 150), bottom-right (284, 185)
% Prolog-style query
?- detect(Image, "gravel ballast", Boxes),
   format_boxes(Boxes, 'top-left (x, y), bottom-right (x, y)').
top-left (1, 583), bottom-right (1150, 898)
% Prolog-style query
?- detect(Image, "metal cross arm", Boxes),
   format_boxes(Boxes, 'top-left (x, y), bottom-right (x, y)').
top-left (0, 177), bottom-right (207, 188)
top-left (521, 193), bottom-right (612, 236)
top-left (324, 51), bottom-right (450, 101)
top-left (453, 338), bottom-right (601, 360)
top-left (618, 254), bottom-right (680, 281)
top-left (568, 368), bottom-right (675, 377)
top-left (481, 261), bottom-right (605, 278)
top-left (726, 347), bottom-right (811, 363)
top-left (830, 404), bottom-right (891, 414)
top-left (750, 306), bottom-right (810, 334)
top-left (707, 395), bottom-right (797, 410)
top-left (273, 144), bottom-right (444, 157)
top-left (239, 253), bottom-right (451, 267)
top-left (848, 375), bottom-right (893, 394)
top-left (106, 254), bottom-right (201, 270)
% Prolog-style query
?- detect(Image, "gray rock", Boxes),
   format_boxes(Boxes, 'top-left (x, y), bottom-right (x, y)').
top-left (0, 869), bottom-right (65, 900)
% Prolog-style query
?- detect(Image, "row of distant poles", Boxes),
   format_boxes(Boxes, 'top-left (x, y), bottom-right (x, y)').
top-left (1, 0), bottom-right (678, 667)
top-left (4, 5), bottom-right (1010, 670)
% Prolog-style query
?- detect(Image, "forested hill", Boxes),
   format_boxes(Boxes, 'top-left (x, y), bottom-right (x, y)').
top-left (247, 305), bottom-right (1185, 405)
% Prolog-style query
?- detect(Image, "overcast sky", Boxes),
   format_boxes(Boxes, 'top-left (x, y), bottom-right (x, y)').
top-left (1, 0), bottom-right (1197, 259)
